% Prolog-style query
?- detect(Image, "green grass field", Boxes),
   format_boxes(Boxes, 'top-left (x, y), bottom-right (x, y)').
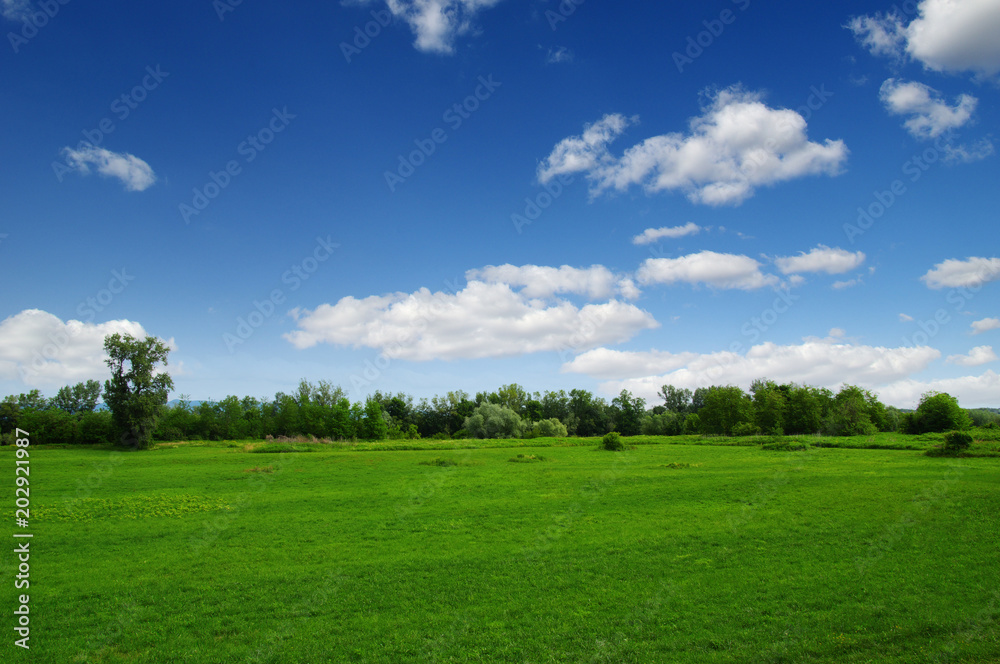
top-left (4, 436), bottom-right (1000, 663)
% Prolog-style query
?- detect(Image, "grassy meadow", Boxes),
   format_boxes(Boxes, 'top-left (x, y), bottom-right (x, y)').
top-left (4, 435), bottom-right (1000, 663)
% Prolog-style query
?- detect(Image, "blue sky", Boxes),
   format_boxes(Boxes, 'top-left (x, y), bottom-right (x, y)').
top-left (2, 0), bottom-right (998, 407)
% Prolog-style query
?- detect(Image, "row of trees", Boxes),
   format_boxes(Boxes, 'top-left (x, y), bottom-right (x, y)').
top-left (0, 334), bottom-right (994, 449)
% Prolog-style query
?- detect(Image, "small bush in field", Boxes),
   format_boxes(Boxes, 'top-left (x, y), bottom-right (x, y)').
top-left (943, 431), bottom-right (973, 452)
top-left (601, 431), bottom-right (625, 451)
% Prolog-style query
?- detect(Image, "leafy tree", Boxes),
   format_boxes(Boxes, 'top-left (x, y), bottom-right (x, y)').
top-left (102, 333), bottom-right (174, 449)
top-left (16, 389), bottom-right (48, 411)
top-left (690, 387), bottom-right (712, 414)
top-left (698, 386), bottom-right (753, 436)
top-left (611, 389), bottom-right (646, 436)
top-left (784, 384), bottom-right (824, 434)
top-left (658, 385), bottom-right (692, 413)
top-left (51, 380), bottom-right (102, 414)
top-left (911, 392), bottom-right (971, 433)
top-left (530, 418), bottom-right (568, 438)
top-left (641, 411), bottom-right (684, 436)
top-left (750, 379), bottom-right (786, 435)
top-left (463, 402), bottom-right (526, 439)
top-left (569, 389), bottom-right (611, 437)
top-left (823, 385), bottom-right (880, 436)
top-left (359, 398), bottom-right (389, 440)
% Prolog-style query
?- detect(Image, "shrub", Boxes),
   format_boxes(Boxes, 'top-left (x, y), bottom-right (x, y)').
top-left (731, 421), bottom-right (761, 437)
top-left (761, 441), bottom-right (809, 451)
top-left (530, 418), bottom-right (568, 438)
top-left (913, 392), bottom-right (971, 433)
top-left (943, 431), bottom-right (973, 452)
top-left (463, 403), bottom-right (527, 439)
top-left (601, 431), bottom-right (625, 451)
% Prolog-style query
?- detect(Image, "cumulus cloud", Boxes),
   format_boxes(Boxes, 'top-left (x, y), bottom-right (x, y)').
top-left (920, 257), bottom-right (1000, 289)
top-left (61, 146), bottom-right (156, 191)
top-left (971, 317), bottom-right (1000, 335)
top-left (879, 79), bottom-right (977, 139)
top-left (846, 13), bottom-right (908, 59)
top-left (636, 251), bottom-right (779, 291)
top-left (774, 245), bottom-right (866, 275)
top-left (284, 280), bottom-right (658, 361)
top-left (848, 0), bottom-right (1000, 77)
top-left (564, 339), bottom-right (941, 402)
top-left (879, 370), bottom-right (1000, 408)
top-left (357, 0), bottom-right (503, 54)
top-left (465, 264), bottom-right (638, 300)
top-left (947, 345), bottom-right (998, 366)
top-left (632, 222), bottom-right (702, 245)
top-left (0, 310), bottom-right (153, 388)
top-left (537, 87), bottom-right (848, 206)
top-left (1, 0), bottom-right (29, 20)
top-left (560, 348), bottom-right (698, 380)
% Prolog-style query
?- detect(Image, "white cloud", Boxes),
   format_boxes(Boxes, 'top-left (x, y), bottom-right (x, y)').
top-left (832, 278), bottom-right (862, 290)
top-left (971, 317), bottom-right (1000, 334)
top-left (636, 251), bottom-right (779, 291)
top-left (846, 13), bottom-right (907, 59)
top-left (545, 46), bottom-right (573, 64)
top-left (1, 0), bottom-right (29, 20)
top-left (361, 0), bottom-right (503, 54)
top-left (0, 309), bottom-right (152, 388)
top-left (947, 345), bottom-right (998, 366)
top-left (920, 257), bottom-right (1000, 289)
top-left (61, 146), bottom-right (156, 191)
top-left (565, 339), bottom-right (941, 403)
top-left (561, 348), bottom-right (698, 380)
top-left (900, 313), bottom-right (915, 322)
top-left (849, 0), bottom-right (1000, 77)
top-left (774, 245), bottom-right (866, 275)
top-left (537, 87), bottom-right (848, 206)
top-left (632, 222), bottom-right (702, 245)
top-left (465, 264), bottom-right (638, 300)
top-left (879, 370), bottom-right (1000, 408)
top-left (879, 79), bottom-right (977, 139)
top-left (284, 280), bottom-right (658, 361)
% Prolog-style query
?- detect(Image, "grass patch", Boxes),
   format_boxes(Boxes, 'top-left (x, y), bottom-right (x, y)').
top-left (508, 454), bottom-right (549, 463)
top-left (760, 440), bottom-right (810, 451)
top-left (7, 442), bottom-right (1000, 662)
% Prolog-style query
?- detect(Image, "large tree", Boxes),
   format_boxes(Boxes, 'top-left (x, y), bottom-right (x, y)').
top-left (103, 333), bottom-right (174, 449)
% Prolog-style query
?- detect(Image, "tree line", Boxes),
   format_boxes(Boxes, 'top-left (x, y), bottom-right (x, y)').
top-left (0, 334), bottom-right (995, 449)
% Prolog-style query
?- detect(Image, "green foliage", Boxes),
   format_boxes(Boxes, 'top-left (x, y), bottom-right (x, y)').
top-left (610, 389), bottom-right (646, 436)
top-left (658, 384), bottom-right (692, 413)
top-left (731, 421), bottom-right (761, 437)
top-left (529, 417), bottom-right (568, 438)
top-left (943, 430), bottom-right (973, 452)
top-left (601, 431), bottom-right (624, 451)
top-left (641, 411), bottom-right (684, 436)
top-left (760, 440), bottom-right (810, 451)
top-left (912, 392), bottom-right (971, 433)
top-left (698, 386), bottom-right (753, 435)
top-left (463, 402), bottom-right (527, 439)
top-left (683, 412), bottom-right (701, 435)
top-left (103, 333), bottom-right (174, 449)
top-left (508, 454), bottom-right (549, 463)
top-left (50, 380), bottom-right (103, 414)
top-left (823, 385), bottom-right (881, 436)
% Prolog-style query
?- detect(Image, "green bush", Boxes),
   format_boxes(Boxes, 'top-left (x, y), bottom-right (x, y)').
top-left (732, 421), bottom-right (761, 437)
top-left (601, 431), bottom-right (625, 451)
top-left (943, 431), bottom-right (973, 452)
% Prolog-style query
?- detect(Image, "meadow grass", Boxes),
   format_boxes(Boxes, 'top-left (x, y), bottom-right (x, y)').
top-left (3, 438), bottom-right (999, 662)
